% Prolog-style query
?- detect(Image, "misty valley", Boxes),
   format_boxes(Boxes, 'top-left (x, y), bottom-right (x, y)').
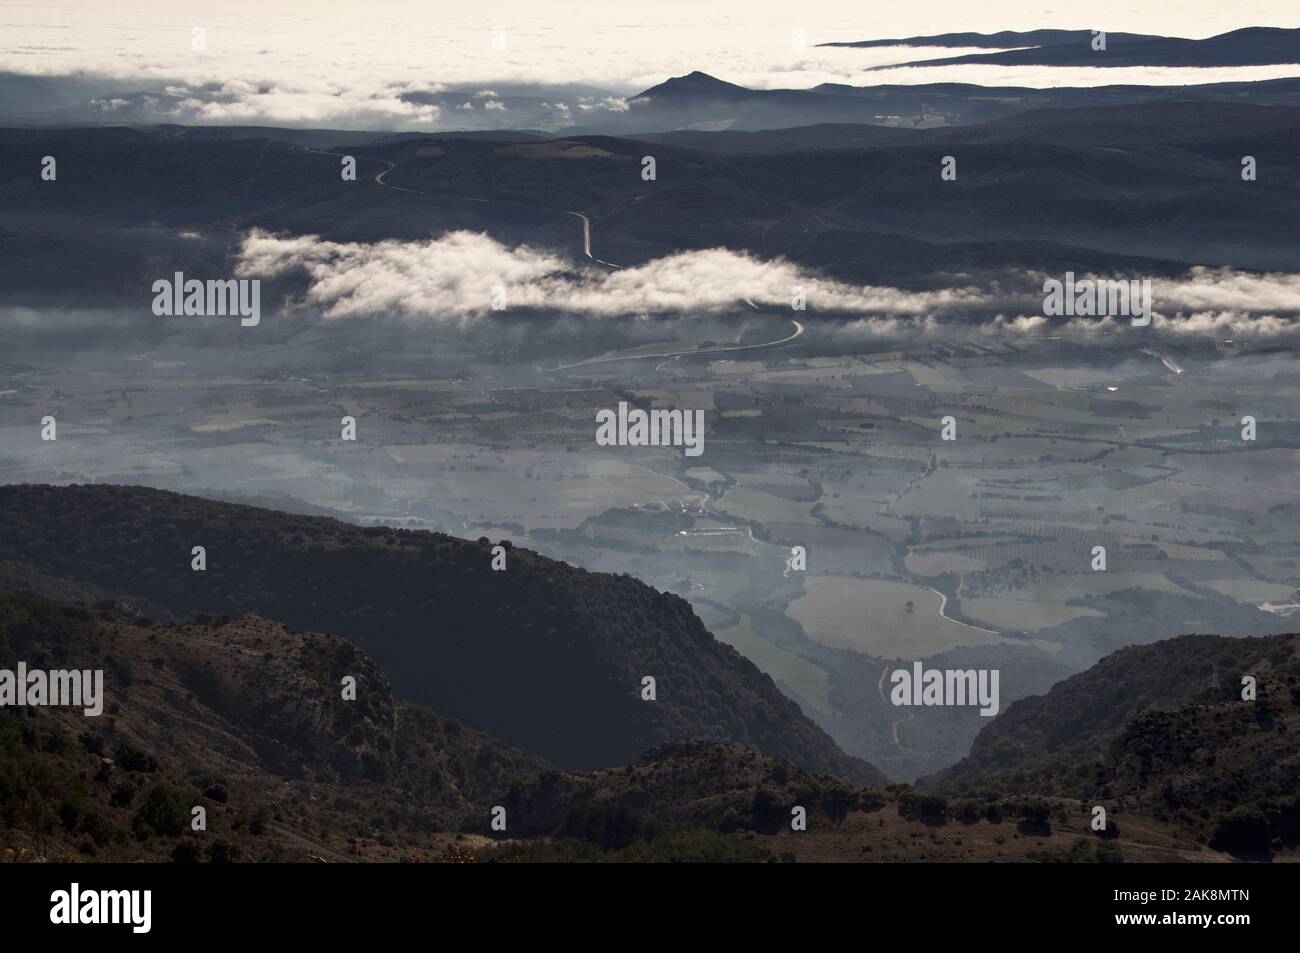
top-left (5, 313), bottom-right (1297, 791)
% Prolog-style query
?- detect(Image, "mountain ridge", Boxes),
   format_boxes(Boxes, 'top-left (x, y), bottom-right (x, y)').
top-left (0, 483), bottom-right (884, 786)
top-left (866, 26), bottom-right (1300, 69)
top-left (931, 632), bottom-right (1300, 800)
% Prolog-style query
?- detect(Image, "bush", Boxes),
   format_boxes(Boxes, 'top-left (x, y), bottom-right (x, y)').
top-left (132, 784), bottom-right (190, 839)
top-left (58, 793), bottom-right (91, 832)
top-left (1015, 799), bottom-right (1053, 835)
top-left (1211, 804), bottom-right (1271, 855)
top-left (249, 809), bottom-right (269, 836)
top-left (114, 744), bottom-right (158, 774)
top-left (917, 795), bottom-right (948, 823)
top-left (898, 792), bottom-right (948, 823)
top-left (559, 801), bottom-right (655, 850)
top-left (171, 841), bottom-right (202, 863)
top-left (1017, 799), bottom-right (1052, 825)
top-left (750, 788), bottom-right (789, 834)
top-left (857, 790), bottom-right (885, 814)
top-left (207, 840), bottom-right (236, 863)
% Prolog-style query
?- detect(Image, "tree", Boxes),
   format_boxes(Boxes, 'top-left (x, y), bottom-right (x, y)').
top-left (132, 784), bottom-right (191, 839)
top-left (1211, 804), bottom-right (1271, 855)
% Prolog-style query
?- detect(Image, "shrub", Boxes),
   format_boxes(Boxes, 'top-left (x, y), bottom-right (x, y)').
top-left (114, 744), bottom-right (158, 774)
top-left (132, 784), bottom-right (190, 839)
top-left (171, 841), bottom-right (202, 863)
top-left (1211, 804), bottom-right (1271, 855)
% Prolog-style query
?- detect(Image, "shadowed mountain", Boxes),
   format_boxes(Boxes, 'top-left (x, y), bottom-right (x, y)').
top-left (820, 30), bottom-right (1166, 50)
top-left (0, 484), bottom-right (884, 786)
top-left (868, 27), bottom-right (1300, 69)
top-left (3, 101), bottom-right (1298, 312)
top-left (7, 42), bottom-right (1300, 135)
top-left (599, 72), bottom-right (1300, 135)
top-left (931, 633), bottom-right (1300, 803)
top-left (495, 739), bottom-right (862, 838)
top-left (7, 588), bottom-right (1293, 862)
top-left (0, 591), bottom-right (547, 861)
top-left (636, 71), bottom-right (755, 101)
top-left (472, 677), bottom-right (1300, 861)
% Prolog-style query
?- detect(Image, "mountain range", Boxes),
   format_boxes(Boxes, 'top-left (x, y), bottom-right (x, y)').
top-left (1, 485), bottom-right (1297, 862)
top-left (4, 19), bottom-right (1300, 864)
top-left (2, 95), bottom-right (1298, 318)
top-left (839, 27), bottom-right (1300, 69)
top-left (4, 27), bottom-right (1300, 134)
top-left (0, 483), bottom-right (880, 785)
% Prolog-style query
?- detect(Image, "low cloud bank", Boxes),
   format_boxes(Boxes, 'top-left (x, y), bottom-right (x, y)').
top-left (237, 229), bottom-right (991, 320)
top-left (236, 230), bottom-right (1300, 339)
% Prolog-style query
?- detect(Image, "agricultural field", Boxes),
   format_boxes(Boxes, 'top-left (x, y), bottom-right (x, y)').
top-left (789, 576), bottom-right (1032, 658)
top-left (5, 328), bottom-right (1298, 779)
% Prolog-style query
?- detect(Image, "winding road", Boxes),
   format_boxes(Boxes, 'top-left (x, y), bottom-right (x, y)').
top-left (550, 319), bottom-right (804, 372)
top-left (919, 584), bottom-right (998, 636)
top-left (307, 149), bottom-right (807, 369)
top-left (309, 148), bottom-right (614, 262)
top-left (878, 664), bottom-right (914, 749)
top-left (562, 209), bottom-right (623, 268)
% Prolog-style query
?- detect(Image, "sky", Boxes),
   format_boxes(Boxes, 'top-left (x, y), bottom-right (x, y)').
top-left (3, 1), bottom-right (1300, 128)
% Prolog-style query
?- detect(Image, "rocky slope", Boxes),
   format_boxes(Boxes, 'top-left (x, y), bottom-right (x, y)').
top-left (929, 633), bottom-right (1300, 855)
top-left (0, 484), bottom-right (882, 785)
top-left (0, 591), bottom-right (546, 861)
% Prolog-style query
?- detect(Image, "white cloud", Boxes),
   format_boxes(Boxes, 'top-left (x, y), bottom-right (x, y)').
top-left (1157, 266), bottom-right (1300, 314)
top-left (237, 230), bottom-right (571, 321)
top-left (578, 95), bottom-right (631, 113)
top-left (5, 3), bottom-right (1295, 129)
top-left (169, 78), bottom-right (441, 125)
top-left (235, 230), bottom-right (1300, 341)
top-left (236, 229), bottom-right (990, 320)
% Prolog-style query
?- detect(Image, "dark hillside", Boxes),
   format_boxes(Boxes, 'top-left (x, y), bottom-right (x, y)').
top-left (933, 633), bottom-right (1300, 800)
top-left (0, 591), bottom-right (545, 861)
top-left (0, 484), bottom-right (883, 785)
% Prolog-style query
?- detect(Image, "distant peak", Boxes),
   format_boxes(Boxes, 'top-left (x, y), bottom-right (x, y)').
top-left (677, 71), bottom-right (732, 85)
top-left (634, 71), bottom-right (750, 99)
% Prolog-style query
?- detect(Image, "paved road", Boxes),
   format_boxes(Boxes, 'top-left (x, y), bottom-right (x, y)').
top-left (305, 149), bottom-right (608, 260)
top-left (551, 319), bottom-right (805, 371)
top-left (878, 664), bottom-right (914, 750)
top-left (307, 150), bottom-right (808, 376)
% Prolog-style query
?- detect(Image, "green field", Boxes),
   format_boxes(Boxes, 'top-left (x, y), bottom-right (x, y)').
top-left (788, 576), bottom-right (1041, 658)
top-left (713, 614), bottom-right (832, 711)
